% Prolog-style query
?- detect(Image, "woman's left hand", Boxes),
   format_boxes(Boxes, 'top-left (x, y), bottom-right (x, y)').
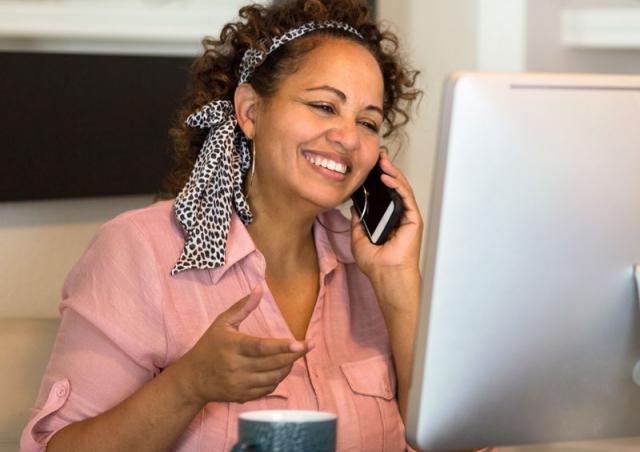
top-left (350, 151), bottom-right (423, 285)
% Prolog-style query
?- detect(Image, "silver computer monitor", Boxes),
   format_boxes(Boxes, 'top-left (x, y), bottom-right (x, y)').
top-left (406, 72), bottom-right (640, 450)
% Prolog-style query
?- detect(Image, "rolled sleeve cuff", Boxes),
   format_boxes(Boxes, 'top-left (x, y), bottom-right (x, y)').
top-left (20, 379), bottom-right (71, 451)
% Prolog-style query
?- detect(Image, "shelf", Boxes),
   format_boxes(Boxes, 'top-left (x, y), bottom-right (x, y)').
top-left (562, 8), bottom-right (640, 49)
top-left (0, 0), bottom-right (253, 56)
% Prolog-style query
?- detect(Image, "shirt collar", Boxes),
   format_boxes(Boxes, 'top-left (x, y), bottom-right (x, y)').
top-left (208, 209), bottom-right (355, 284)
top-left (208, 211), bottom-right (258, 284)
top-left (314, 209), bottom-right (355, 275)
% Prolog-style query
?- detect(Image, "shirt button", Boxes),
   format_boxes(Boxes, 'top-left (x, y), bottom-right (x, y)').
top-left (55, 383), bottom-right (68, 398)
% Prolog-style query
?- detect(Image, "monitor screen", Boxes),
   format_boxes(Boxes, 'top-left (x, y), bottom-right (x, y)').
top-left (407, 72), bottom-right (640, 450)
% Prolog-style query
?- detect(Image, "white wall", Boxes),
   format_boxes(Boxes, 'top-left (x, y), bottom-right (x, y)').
top-left (0, 196), bottom-right (152, 318)
top-left (0, 0), bottom-right (253, 56)
top-left (379, 0), bottom-right (478, 262)
top-left (527, 0), bottom-right (640, 73)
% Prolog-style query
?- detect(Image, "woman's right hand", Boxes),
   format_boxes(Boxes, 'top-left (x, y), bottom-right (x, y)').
top-left (175, 285), bottom-right (311, 406)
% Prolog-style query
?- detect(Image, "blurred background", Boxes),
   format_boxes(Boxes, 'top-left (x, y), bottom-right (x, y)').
top-left (1, 0), bottom-right (640, 319)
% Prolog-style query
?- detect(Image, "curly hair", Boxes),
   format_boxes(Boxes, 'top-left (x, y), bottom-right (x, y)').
top-left (164, 0), bottom-right (421, 197)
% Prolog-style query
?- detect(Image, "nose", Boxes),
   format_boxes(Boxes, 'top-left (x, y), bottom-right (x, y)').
top-left (326, 118), bottom-right (360, 153)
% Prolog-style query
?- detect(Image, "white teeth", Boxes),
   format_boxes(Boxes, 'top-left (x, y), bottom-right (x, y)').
top-left (305, 154), bottom-right (347, 174)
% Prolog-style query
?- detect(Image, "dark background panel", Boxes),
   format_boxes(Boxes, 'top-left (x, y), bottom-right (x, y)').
top-left (0, 53), bottom-right (192, 201)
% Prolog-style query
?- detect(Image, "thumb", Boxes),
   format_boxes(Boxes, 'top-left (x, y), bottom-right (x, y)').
top-left (217, 285), bottom-right (263, 329)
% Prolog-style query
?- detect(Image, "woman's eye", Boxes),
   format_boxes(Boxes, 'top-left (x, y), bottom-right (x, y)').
top-left (310, 103), bottom-right (335, 114)
top-left (360, 121), bottom-right (380, 133)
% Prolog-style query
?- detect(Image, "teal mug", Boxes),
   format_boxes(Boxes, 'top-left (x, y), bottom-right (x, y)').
top-left (232, 410), bottom-right (337, 452)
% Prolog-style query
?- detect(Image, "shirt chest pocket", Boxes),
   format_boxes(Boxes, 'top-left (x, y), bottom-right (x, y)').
top-left (339, 354), bottom-right (406, 452)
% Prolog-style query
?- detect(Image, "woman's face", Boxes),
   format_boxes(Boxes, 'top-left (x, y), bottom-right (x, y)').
top-left (251, 38), bottom-right (384, 215)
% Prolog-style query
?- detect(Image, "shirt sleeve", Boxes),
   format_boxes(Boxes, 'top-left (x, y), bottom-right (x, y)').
top-left (20, 218), bottom-right (168, 451)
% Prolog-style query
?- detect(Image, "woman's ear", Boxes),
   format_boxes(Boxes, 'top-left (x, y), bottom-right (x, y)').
top-left (234, 83), bottom-right (259, 139)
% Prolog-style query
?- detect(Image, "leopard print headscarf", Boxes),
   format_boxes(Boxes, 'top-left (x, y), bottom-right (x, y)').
top-left (172, 21), bottom-right (363, 275)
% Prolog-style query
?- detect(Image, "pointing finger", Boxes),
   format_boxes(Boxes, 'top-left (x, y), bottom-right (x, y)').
top-left (238, 335), bottom-right (310, 357)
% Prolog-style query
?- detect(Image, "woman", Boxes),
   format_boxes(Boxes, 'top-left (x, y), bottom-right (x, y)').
top-left (21, 0), bottom-right (422, 450)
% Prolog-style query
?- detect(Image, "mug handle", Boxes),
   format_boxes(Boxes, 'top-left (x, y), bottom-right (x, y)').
top-left (231, 442), bottom-right (264, 452)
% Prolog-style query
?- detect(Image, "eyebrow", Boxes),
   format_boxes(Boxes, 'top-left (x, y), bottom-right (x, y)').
top-left (304, 85), bottom-right (383, 117)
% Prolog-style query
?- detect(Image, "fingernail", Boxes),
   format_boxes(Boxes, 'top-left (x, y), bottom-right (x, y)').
top-left (289, 341), bottom-right (304, 352)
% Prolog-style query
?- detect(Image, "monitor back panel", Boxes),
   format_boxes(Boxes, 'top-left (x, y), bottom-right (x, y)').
top-left (408, 72), bottom-right (640, 450)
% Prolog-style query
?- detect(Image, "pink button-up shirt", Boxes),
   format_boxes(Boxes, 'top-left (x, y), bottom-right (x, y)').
top-left (21, 200), bottom-right (409, 451)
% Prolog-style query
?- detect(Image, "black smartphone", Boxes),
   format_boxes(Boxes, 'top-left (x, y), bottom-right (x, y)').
top-left (351, 160), bottom-right (404, 245)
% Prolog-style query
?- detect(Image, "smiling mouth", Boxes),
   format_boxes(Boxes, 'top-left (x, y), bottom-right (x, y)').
top-left (304, 152), bottom-right (350, 175)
